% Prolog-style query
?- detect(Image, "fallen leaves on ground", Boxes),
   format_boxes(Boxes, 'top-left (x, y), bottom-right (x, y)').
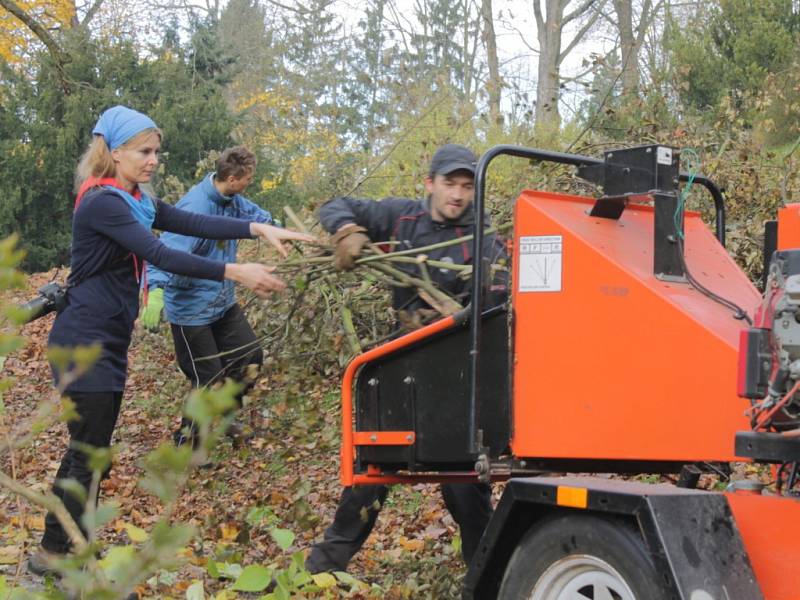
top-left (0, 269), bottom-right (467, 598)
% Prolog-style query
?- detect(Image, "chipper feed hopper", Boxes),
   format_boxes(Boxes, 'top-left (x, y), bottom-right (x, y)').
top-left (338, 145), bottom-right (800, 599)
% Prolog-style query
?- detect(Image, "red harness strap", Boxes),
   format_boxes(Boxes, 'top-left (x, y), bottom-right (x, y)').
top-left (75, 176), bottom-right (142, 207)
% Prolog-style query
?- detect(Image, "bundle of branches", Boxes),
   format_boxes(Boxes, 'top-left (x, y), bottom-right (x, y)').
top-left (237, 206), bottom-right (509, 375)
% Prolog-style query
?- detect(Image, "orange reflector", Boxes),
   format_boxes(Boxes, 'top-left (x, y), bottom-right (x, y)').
top-left (557, 486), bottom-right (588, 509)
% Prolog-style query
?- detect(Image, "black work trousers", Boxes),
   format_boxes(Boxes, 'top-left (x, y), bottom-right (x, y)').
top-left (41, 391), bottom-right (123, 554)
top-left (305, 482), bottom-right (493, 573)
top-left (171, 304), bottom-right (263, 432)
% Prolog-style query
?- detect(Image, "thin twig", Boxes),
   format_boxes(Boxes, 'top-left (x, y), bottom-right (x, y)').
top-left (0, 470), bottom-right (87, 551)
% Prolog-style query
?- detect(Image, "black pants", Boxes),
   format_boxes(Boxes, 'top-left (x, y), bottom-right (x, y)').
top-left (171, 304), bottom-right (263, 433)
top-left (41, 391), bottom-right (123, 554)
top-left (305, 482), bottom-right (493, 573)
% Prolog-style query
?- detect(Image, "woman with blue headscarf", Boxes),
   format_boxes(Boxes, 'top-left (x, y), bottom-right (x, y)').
top-left (29, 106), bottom-right (313, 575)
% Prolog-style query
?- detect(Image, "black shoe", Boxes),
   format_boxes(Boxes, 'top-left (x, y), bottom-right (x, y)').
top-left (305, 556), bottom-right (339, 576)
top-left (28, 547), bottom-right (64, 577)
top-left (173, 421), bottom-right (199, 449)
top-left (174, 422), bottom-right (216, 468)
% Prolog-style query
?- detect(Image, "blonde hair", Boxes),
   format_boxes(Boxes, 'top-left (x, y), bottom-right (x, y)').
top-left (74, 128), bottom-right (162, 193)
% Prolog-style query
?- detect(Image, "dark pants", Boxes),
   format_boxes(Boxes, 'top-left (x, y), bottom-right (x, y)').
top-left (306, 482), bottom-right (493, 573)
top-left (171, 304), bottom-right (263, 436)
top-left (41, 391), bottom-right (123, 554)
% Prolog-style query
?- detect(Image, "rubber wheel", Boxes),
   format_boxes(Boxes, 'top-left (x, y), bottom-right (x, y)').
top-left (497, 513), bottom-right (669, 600)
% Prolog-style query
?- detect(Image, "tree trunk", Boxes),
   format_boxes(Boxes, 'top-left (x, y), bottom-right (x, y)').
top-left (534, 0), bottom-right (565, 133)
top-left (481, 0), bottom-right (501, 125)
top-left (613, 0), bottom-right (638, 97)
top-left (612, 0), bottom-right (657, 100)
top-left (462, 0), bottom-right (472, 99)
top-left (533, 0), bottom-right (602, 133)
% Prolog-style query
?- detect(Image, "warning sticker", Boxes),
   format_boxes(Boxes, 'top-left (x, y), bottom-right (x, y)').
top-left (518, 235), bottom-right (562, 292)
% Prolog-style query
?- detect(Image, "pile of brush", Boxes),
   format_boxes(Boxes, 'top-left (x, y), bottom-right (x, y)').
top-left (238, 206), bottom-right (509, 374)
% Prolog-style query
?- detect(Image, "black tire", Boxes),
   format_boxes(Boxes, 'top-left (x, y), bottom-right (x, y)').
top-left (498, 513), bottom-right (670, 600)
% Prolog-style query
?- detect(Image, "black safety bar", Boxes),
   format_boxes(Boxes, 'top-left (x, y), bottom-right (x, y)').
top-left (467, 144), bottom-right (726, 455)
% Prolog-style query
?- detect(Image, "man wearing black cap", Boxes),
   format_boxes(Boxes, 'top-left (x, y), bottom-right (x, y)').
top-left (307, 144), bottom-right (508, 574)
top-left (319, 143), bottom-right (508, 317)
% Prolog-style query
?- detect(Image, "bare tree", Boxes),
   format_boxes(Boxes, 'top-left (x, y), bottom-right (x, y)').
top-left (482, 0), bottom-right (502, 125)
top-left (611, 0), bottom-right (660, 99)
top-left (533, 0), bottom-right (605, 133)
top-left (382, 0), bottom-right (486, 102)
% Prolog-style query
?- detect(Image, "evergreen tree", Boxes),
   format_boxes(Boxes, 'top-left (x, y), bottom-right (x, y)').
top-left (667, 0), bottom-right (800, 114)
top-left (0, 21), bottom-right (235, 271)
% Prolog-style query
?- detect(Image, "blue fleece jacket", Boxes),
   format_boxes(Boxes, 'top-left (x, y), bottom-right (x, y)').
top-left (147, 173), bottom-right (273, 325)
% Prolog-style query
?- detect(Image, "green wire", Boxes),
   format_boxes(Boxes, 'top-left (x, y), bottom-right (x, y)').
top-left (674, 148), bottom-right (700, 240)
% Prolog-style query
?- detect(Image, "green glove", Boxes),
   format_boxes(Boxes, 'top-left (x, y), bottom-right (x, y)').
top-left (141, 287), bottom-right (164, 332)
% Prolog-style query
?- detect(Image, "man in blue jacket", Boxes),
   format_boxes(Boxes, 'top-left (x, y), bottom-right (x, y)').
top-left (142, 146), bottom-right (274, 446)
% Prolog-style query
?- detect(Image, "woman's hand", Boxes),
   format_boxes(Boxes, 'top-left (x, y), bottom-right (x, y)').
top-left (250, 223), bottom-right (316, 258)
top-left (224, 263), bottom-right (287, 298)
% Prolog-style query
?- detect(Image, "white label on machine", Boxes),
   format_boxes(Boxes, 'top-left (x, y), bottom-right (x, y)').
top-left (518, 235), bottom-right (562, 292)
top-left (656, 146), bottom-right (672, 165)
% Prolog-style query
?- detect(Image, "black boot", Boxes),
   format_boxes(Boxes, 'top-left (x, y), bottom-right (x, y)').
top-left (172, 418), bottom-right (199, 449)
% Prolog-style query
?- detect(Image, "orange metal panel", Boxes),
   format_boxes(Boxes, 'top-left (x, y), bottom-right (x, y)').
top-left (353, 431), bottom-right (416, 446)
top-left (777, 203), bottom-right (800, 250)
top-left (512, 191), bottom-right (762, 462)
top-left (727, 492), bottom-right (800, 600)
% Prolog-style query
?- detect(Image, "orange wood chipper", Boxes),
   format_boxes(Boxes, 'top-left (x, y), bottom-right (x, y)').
top-left (337, 145), bottom-right (800, 599)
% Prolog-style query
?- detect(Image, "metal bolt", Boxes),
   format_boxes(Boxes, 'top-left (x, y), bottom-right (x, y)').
top-left (370, 434), bottom-right (377, 442)
top-left (368, 378), bottom-right (378, 386)
top-left (403, 376), bottom-right (413, 384)
top-left (406, 435), bottom-right (413, 442)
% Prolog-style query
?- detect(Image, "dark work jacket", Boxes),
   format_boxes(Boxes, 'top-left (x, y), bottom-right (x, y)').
top-left (318, 196), bottom-right (508, 311)
top-left (49, 189), bottom-right (253, 392)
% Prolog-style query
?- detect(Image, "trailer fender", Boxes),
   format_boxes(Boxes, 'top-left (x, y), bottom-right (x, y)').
top-left (463, 476), bottom-right (762, 600)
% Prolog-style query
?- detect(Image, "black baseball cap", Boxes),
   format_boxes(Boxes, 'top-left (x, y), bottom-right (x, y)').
top-left (429, 144), bottom-right (477, 177)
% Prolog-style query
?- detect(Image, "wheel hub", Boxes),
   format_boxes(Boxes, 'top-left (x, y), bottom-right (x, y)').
top-left (529, 554), bottom-right (636, 600)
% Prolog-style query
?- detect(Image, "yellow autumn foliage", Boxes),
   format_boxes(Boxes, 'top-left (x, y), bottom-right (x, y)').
top-left (260, 177), bottom-right (278, 192)
top-left (233, 88), bottom-right (347, 198)
top-left (0, 0), bottom-right (75, 63)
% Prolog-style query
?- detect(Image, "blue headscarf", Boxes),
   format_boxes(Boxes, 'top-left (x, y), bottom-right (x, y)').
top-left (92, 105), bottom-right (158, 150)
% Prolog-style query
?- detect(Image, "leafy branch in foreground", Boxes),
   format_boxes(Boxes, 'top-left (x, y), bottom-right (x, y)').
top-left (0, 235), bottom-right (265, 599)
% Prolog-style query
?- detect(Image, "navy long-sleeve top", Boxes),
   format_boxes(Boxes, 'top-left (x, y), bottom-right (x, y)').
top-left (48, 188), bottom-right (253, 392)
